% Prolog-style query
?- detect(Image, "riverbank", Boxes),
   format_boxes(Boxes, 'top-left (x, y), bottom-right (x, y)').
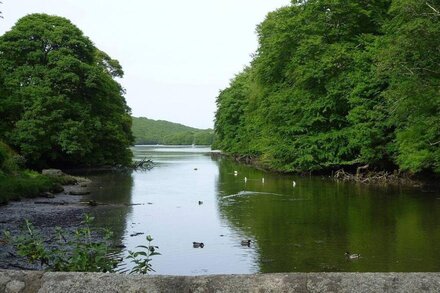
top-left (219, 152), bottom-right (439, 189)
top-left (0, 171), bottom-right (98, 270)
top-left (1, 270), bottom-right (440, 292)
top-left (0, 169), bottom-right (87, 205)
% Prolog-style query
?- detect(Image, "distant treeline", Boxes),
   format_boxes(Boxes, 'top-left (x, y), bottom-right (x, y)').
top-left (132, 117), bottom-right (214, 145)
top-left (214, 0), bottom-right (440, 174)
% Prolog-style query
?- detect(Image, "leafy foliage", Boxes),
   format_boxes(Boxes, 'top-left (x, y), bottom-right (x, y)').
top-left (0, 14), bottom-right (133, 168)
top-left (127, 235), bottom-right (160, 274)
top-left (4, 215), bottom-right (159, 274)
top-left (214, 0), bottom-right (440, 175)
top-left (0, 141), bottom-right (64, 204)
top-left (132, 117), bottom-right (214, 145)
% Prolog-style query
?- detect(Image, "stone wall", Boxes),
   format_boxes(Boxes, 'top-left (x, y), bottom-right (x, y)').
top-left (1, 270), bottom-right (440, 292)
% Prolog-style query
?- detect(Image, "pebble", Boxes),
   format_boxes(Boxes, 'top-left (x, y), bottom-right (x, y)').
top-left (6, 280), bottom-right (25, 293)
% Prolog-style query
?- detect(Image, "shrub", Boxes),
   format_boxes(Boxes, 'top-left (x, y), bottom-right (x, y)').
top-left (4, 215), bottom-right (159, 274)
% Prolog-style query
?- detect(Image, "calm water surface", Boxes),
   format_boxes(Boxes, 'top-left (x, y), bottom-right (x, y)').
top-left (83, 145), bottom-right (440, 275)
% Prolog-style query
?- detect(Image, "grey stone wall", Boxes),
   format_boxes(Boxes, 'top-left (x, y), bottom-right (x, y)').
top-left (1, 270), bottom-right (440, 292)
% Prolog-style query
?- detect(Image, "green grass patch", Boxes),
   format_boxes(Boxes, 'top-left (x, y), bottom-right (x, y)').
top-left (0, 171), bottom-right (57, 204)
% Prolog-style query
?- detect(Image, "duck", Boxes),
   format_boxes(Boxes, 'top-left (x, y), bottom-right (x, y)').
top-left (193, 242), bottom-right (205, 248)
top-left (292, 180), bottom-right (296, 187)
top-left (241, 240), bottom-right (251, 246)
top-left (345, 251), bottom-right (360, 259)
top-left (198, 201), bottom-right (203, 205)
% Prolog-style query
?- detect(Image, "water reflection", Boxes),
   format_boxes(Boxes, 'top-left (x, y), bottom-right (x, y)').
top-left (82, 146), bottom-right (440, 275)
top-left (85, 171), bottom-right (134, 249)
top-left (217, 159), bottom-right (440, 272)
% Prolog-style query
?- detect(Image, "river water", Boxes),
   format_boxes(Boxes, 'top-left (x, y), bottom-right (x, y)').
top-left (82, 145), bottom-right (440, 275)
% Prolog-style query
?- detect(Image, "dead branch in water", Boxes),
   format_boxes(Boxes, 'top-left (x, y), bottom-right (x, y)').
top-left (132, 157), bottom-right (155, 171)
top-left (334, 168), bottom-right (417, 186)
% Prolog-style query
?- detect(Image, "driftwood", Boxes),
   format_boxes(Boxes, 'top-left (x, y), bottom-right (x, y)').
top-left (356, 164), bottom-right (369, 177)
top-left (334, 168), bottom-right (416, 185)
top-left (132, 157), bottom-right (155, 171)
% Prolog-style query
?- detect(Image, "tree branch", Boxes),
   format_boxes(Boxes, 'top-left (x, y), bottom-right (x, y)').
top-left (427, 2), bottom-right (440, 15)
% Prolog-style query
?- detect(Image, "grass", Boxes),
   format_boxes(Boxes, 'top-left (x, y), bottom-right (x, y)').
top-left (0, 171), bottom-right (59, 204)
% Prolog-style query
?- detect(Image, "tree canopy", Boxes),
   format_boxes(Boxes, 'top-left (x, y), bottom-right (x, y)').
top-left (0, 14), bottom-right (133, 168)
top-left (214, 0), bottom-right (440, 174)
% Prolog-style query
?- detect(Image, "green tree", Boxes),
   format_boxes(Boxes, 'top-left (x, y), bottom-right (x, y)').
top-left (378, 0), bottom-right (440, 173)
top-left (214, 0), bottom-right (439, 175)
top-left (215, 1), bottom-right (395, 172)
top-left (0, 14), bottom-right (133, 168)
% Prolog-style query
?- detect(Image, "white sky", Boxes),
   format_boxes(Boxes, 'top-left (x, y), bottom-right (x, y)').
top-left (0, 0), bottom-right (290, 129)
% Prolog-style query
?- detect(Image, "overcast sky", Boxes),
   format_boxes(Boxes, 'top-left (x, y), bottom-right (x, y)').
top-left (1, 0), bottom-right (290, 129)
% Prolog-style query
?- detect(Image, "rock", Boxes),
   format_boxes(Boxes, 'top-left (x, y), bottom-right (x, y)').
top-left (77, 178), bottom-right (92, 185)
top-left (51, 184), bottom-right (64, 194)
top-left (114, 244), bottom-right (126, 249)
top-left (2, 271), bottom-right (440, 292)
top-left (42, 169), bottom-right (63, 177)
top-left (5, 280), bottom-right (25, 293)
top-left (68, 189), bottom-right (90, 196)
top-left (41, 192), bottom-right (55, 199)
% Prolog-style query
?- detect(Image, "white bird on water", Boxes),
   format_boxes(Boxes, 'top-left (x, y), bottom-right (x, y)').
top-left (292, 180), bottom-right (296, 187)
top-left (262, 178), bottom-right (265, 184)
top-left (234, 170), bottom-right (238, 176)
top-left (244, 177), bottom-right (248, 183)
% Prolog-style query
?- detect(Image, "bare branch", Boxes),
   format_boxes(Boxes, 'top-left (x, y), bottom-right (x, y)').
top-left (427, 2), bottom-right (440, 15)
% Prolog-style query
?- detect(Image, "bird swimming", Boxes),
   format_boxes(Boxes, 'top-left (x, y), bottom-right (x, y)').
top-left (262, 178), bottom-right (265, 184)
top-left (345, 251), bottom-right (360, 259)
top-left (244, 177), bottom-right (248, 183)
top-left (193, 242), bottom-right (205, 248)
top-left (292, 180), bottom-right (296, 187)
top-left (241, 240), bottom-right (251, 246)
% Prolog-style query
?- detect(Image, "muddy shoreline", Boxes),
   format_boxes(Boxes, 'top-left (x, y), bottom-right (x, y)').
top-left (0, 183), bottom-right (94, 270)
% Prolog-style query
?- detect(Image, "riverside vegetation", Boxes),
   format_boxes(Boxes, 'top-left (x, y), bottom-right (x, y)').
top-left (0, 14), bottom-right (133, 169)
top-left (3, 215), bottom-right (159, 274)
top-left (214, 0), bottom-right (440, 177)
top-left (0, 14), bottom-right (160, 273)
top-left (0, 14), bottom-right (134, 202)
top-left (0, 142), bottom-right (80, 204)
